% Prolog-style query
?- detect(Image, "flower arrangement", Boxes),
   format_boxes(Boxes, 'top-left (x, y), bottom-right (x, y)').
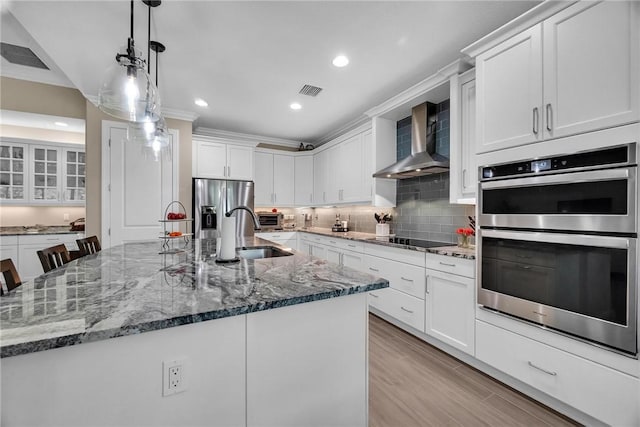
top-left (456, 228), bottom-right (474, 248)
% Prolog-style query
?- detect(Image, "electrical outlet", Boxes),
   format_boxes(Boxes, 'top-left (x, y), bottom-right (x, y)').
top-left (63, 213), bottom-right (70, 222)
top-left (163, 358), bottom-right (187, 396)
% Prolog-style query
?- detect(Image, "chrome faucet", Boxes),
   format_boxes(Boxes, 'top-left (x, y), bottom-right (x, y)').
top-left (225, 206), bottom-right (262, 230)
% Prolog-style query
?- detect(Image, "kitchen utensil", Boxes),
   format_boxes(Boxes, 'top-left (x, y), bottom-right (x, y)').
top-left (374, 213), bottom-right (381, 223)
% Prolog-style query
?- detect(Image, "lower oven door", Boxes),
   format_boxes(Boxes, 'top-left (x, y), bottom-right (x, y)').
top-left (479, 229), bottom-right (637, 355)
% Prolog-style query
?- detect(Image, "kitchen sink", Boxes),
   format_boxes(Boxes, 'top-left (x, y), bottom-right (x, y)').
top-left (237, 246), bottom-right (294, 260)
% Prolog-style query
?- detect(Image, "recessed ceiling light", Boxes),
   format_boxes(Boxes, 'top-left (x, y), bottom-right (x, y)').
top-left (194, 98), bottom-right (208, 107)
top-left (290, 103), bottom-right (302, 110)
top-left (415, 169), bottom-right (421, 172)
top-left (332, 55), bottom-right (349, 67)
top-left (54, 121), bottom-right (68, 127)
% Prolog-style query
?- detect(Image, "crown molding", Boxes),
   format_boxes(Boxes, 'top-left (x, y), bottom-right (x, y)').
top-left (84, 95), bottom-right (198, 122)
top-left (364, 59), bottom-right (471, 119)
top-left (460, 1), bottom-right (575, 59)
top-left (313, 115), bottom-right (371, 147)
top-left (194, 127), bottom-right (302, 149)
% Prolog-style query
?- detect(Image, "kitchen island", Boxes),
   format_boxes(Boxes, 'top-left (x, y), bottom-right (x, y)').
top-left (1, 238), bottom-right (387, 427)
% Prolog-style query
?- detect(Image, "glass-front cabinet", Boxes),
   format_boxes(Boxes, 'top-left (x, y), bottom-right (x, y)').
top-left (0, 138), bottom-right (85, 205)
top-left (0, 142), bottom-right (27, 202)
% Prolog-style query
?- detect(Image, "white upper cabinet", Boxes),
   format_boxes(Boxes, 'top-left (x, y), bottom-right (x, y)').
top-left (313, 149), bottom-right (328, 205)
top-left (254, 151), bottom-right (294, 206)
top-left (336, 134), bottom-right (364, 203)
top-left (193, 137), bottom-right (254, 180)
top-left (475, 1), bottom-right (639, 154)
top-left (294, 155), bottom-right (314, 206)
top-left (0, 142), bottom-right (27, 203)
top-left (476, 25), bottom-right (543, 153)
top-left (449, 70), bottom-right (477, 204)
top-left (542, 1), bottom-right (639, 140)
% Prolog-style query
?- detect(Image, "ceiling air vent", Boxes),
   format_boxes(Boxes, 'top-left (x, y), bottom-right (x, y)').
top-left (299, 84), bottom-right (323, 97)
top-left (0, 43), bottom-right (49, 69)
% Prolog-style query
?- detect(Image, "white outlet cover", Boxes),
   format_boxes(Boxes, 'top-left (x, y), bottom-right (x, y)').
top-left (163, 358), bottom-right (187, 396)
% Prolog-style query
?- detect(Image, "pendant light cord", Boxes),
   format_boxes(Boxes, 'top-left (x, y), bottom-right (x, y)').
top-left (147, 3), bottom-right (151, 74)
top-left (127, 0), bottom-right (135, 59)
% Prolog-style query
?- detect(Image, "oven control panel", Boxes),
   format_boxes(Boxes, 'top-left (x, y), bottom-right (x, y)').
top-left (481, 145), bottom-right (630, 180)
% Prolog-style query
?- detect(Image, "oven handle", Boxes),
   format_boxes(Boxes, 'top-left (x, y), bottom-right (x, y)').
top-left (480, 229), bottom-right (632, 249)
top-left (481, 167), bottom-right (631, 190)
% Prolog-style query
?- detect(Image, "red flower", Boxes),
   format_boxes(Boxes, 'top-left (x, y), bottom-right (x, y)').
top-left (456, 227), bottom-right (474, 236)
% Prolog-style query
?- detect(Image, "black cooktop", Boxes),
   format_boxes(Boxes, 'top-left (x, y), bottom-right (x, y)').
top-left (388, 237), bottom-right (448, 249)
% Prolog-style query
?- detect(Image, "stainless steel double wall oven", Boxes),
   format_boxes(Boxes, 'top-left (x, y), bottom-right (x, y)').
top-left (478, 144), bottom-right (638, 355)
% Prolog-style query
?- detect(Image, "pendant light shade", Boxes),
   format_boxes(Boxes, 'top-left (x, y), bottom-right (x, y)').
top-left (98, 0), bottom-right (161, 123)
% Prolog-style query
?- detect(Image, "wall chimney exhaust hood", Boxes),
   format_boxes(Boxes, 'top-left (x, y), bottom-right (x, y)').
top-left (373, 102), bottom-right (449, 179)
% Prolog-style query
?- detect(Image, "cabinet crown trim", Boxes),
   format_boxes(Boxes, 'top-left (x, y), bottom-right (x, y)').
top-left (194, 128), bottom-right (299, 148)
top-left (461, 1), bottom-right (575, 59)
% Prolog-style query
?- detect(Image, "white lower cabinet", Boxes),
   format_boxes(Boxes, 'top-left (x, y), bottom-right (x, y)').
top-left (476, 320), bottom-right (640, 426)
top-left (255, 232), bottom-right (297, 251)
top-left (17, 234), bottom-right (80, 281)
top-left (368, 287), bottom-right (425, 332)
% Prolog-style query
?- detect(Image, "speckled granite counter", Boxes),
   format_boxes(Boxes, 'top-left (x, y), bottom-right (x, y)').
top-left (265, 227), bottom-right (476, 260)
top-left (0, 238), bottom-right (387, 358)
top-left (0, 225), bottom-right (79, 236)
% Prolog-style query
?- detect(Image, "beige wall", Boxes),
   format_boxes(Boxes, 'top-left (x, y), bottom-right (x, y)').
top-left (0, 124), bottom-right (84, 144)
top-left (0, 206), bottom-right (86, 227)
top-left (0, 77), bottom-right (85, 118)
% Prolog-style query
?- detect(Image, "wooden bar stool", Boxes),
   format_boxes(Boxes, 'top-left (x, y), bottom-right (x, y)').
top-left (76, 236), bottom-right (101, 257)
top-left (0, 259), bottom-right (22, 296)
top-left (37, 244), bottom-right (71, 273)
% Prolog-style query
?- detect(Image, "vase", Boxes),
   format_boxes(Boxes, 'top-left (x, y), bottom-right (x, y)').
top-left (457, 234), bottom-right (470, 248)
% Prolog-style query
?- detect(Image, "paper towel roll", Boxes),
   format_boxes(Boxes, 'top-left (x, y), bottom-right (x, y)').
top-left (219, 216), bottom-right (237, 260)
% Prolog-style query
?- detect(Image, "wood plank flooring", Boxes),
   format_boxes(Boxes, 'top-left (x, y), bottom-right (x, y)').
top-left (368, 314), bottom-right (580, 427)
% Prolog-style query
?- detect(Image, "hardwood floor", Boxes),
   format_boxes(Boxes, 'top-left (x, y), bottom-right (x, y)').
top-left (368, 314), bottom-right (580, 427)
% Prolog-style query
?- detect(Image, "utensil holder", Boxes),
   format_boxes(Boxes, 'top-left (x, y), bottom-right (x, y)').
top-left (376, 223), bottom-right (390, 237)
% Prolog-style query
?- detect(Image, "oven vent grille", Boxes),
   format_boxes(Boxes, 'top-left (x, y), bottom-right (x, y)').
top-left (299, 84), bottom-right (323, 97)
top-left (0, 43), bottom-right (49, 69)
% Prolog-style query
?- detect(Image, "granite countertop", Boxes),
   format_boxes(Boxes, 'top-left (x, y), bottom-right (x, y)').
top-left (0, 225), bottom-right (80, 236)
top-left (261, 227), bottom-right (476, 260)
top-left (0, 237), bottom-right (388, 358)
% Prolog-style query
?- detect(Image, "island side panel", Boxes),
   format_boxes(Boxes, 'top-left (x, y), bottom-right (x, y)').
top-left (0, 315), bottom-right (246, 427)
top-left (246, 292), bottom-right (368, 427)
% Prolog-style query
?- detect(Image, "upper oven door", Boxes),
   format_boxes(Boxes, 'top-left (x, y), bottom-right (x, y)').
top-left (479, 167), bottom-right (637, 233)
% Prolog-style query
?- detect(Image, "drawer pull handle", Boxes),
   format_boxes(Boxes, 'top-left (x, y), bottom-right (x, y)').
top-left (527, 361), bottom-right (557, 376)
top-left (439, 262), bottom-right (456, 267)
top-left (517, 265), bottom-right (532, 270)
top-left (369, 267), bottom-right (380, 272)
top-left (369, 293), bottom-right (379, 298)
top-left (329, 241), bottom-right (337, 244)
top-left (348, 244), bottom-right (356, 248)
top-left (400, 306), bottom-right (414, 314)
top-left (400, 277), bottom-right (413, 282)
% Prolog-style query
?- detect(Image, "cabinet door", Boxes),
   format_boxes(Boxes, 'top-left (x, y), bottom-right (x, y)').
top-left (298, 239), bottom-right (311, 256)
top-left (361, 130), bottom-right (373, 201)
top-left (312, 150), bottom-right (327, 205)
top-left (30, 145), bottom-right (61, 202)
top-left (310, 243), bottom-right (327, 260)
top-left (342, 251), bottom-right (364, 273)
top-left (18, 243), bottom-right (46, 280)
top-left (425, 269), bottom-right (475, 355)
top-left (543, 1), bottom-right (639, 140)
top-left (254, 152), bottom-right (273, 206)
top-left (294, 155), bottom-right (314, 206)
top-left (62, 148), bottom-right (86, 204)
top-left (476, 25), bottom-right (543, 153)
top-left (0, 244), bottom-right (19, 268)
top-left (460, 78), bottom-right (477, 201)
top-left (272, 154), bottom-right (294, 206)
top-left (0, 142), bottom-right (27, 203)
top-left (326, 247), bottom-right (341, 265)
top-left (226, 145), bottom-right (254, 180)
top-left (337, 134), bottom-right (364, 203)
top-left (195, 141), bottom-right (227, 179)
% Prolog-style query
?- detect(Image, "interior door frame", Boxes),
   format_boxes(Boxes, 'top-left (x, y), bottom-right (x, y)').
top-left (101, 120), bottom-right (179, 248)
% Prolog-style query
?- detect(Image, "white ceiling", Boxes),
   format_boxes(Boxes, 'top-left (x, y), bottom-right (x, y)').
top-left (4, 1), bottom-right (540, 144)
top-left (0, 109), bottom-right (85, 134)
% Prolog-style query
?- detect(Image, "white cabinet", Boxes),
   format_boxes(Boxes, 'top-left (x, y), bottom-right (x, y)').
top-left (476, 320), bottom-right (640, 426)
top-left (0, 236), bottom-right (19, 268)
top-left (335, 134), bottom-right (364, 203)
top-left (368, 287), bottom-right (425, 333)
top-left (62, 148), bottom-right (86, 203)
top-left (255, 232), bottom-right (297, 251)
top-left (0, 142), bottom-right (27, 203)
top-left (254, 151), bottom-right (294, 206)
top-left (312, 149), bottom-right (328, 205)
top-left (450, 70), bottom-right (477, 204)
top-left (193, 138), bottom-right (254, 180)
top-left (475, 1), bottom-right (639, 154)
top-left (294, 155), bottom-right (314, 206)
top-left (30, 145), bottom-right (61, 203)
top-left (17, 234), bottom-right (80, 281)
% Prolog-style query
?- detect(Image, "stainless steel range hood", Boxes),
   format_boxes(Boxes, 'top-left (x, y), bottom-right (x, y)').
top-left (373, 102), bottom-right (449, 179)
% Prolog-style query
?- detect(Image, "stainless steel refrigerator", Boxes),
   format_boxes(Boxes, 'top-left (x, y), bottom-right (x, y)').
top-left (193, 178), bottom-right (255, 240)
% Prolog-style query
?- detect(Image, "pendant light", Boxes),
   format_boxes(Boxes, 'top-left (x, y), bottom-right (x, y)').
top-left (144, 39), bottom-right (170, 161)
top-left (98, 0), bottom-right (161, 123)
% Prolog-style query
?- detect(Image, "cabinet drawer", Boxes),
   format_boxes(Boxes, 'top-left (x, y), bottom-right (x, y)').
top-left (425, 253), bottom-right (475, 278)
top-left (326, 238), bottom-right (363, 253)
top-left (363, 255), bottom-right (425, 299)
top-left (364, 243), bottom-right (425, 267)
top-left (368, 287), bottom-right (425, 332)
top-left (18, 233), bottom-right (79, 246)
top-left (476, 321), bottom-right (640, 426)
top-left (256, 232), bottom-right (296, 242)
top-left (1, 235), bottom-right (18, 245)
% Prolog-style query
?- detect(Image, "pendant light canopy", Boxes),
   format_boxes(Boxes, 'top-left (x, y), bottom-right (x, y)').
top-left (98, 0), bottom-right (161, 123)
